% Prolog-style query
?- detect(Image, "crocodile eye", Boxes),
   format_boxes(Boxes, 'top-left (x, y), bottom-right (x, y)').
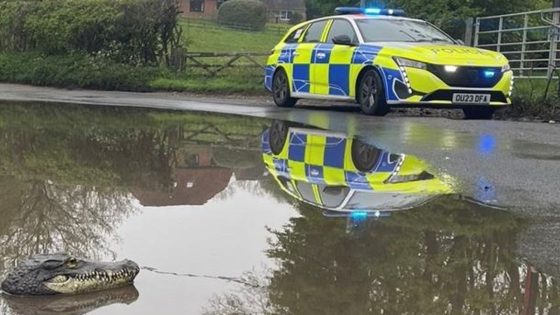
top-left (66, 258), bottom-right (78, 268)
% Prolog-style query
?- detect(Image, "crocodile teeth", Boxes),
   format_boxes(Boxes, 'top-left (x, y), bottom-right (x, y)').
top-left (50, 275), bottom-right (68, 283)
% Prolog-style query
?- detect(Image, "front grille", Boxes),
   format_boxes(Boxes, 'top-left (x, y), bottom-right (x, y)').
top-left (427, 65), bottom-right (503, 88)
top-left (423, 90), bottom-right (508, 103)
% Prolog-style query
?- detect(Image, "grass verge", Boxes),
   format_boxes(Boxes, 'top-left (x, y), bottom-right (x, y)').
top-left (180, 18), bottom-right (288, 53)
top-left (0, 52), bottom-right (161, 91)
top-left (509, 78), bottom-right (560, 120)
top-left (0, 52), bottom-right (267, 94)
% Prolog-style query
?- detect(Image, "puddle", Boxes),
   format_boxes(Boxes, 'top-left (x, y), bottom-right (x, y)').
top-left (0, 103), bottom-right (558, 314)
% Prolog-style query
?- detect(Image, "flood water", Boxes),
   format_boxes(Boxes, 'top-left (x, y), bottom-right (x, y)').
top-left (0, 102), bottom-right (558, 315)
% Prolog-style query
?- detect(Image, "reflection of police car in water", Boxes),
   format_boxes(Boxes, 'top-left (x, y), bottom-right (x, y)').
top-left (262, 121), bottom-right (452, 216)
top-left (265, 7), bottom-right (513, 119)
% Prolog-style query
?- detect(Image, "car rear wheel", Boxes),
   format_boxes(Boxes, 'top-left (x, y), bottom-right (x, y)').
top-left (272, 69), bottom-right (297, 108)
top-left (463, 107), bottom-right (495, 119)
top-left (357, 69), bottom-right (389, 116)
top-left (351, 139), bottom-right (382, 172)
top-left (269, 120), bottom-right (289, 155)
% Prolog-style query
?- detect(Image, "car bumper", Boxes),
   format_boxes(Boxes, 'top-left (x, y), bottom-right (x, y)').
top-left (387, 67), bottom-right (513, 107)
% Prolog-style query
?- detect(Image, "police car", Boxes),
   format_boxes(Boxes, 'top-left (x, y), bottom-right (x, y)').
top-left (261, 121), bottom-right (452, 213)
top-left (264, 7), bottom-right (513, 119)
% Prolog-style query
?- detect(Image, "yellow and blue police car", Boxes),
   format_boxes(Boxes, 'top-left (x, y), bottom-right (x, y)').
top-left (262, 121), bottom-right (452, 214)
top-left (264, 7), bottom-right (513, 119)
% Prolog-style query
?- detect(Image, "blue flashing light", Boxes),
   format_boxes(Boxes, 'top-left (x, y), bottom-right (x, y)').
top-left (478, 134), bottom-right (496, 155)
top-left (364, 8), bottom-right (381, 14)
top-left (350, 211), bottom-right (368, 219)
top-left (334, 7), bottom-right (405, 16)
top-left (484, 70), bottom-right (496, 78)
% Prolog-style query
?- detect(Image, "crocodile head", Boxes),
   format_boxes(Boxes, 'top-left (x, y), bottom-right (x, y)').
top-left (2, 286), bottom-right (139, 315)
top-left (1, 253), bottom-right (139, 296)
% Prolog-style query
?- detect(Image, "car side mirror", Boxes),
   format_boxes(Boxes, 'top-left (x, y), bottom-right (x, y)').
top-left (455, 39), bottom-right (465, 45)
top-left (333, 35), bottom-right (355, 46)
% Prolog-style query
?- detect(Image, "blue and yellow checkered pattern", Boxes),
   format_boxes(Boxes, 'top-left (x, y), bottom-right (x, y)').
top-left (264, 16), bottom-right (513, 107)
top-left (261, 129), bottom-right (401, 191)
top-left (265, 42), bottom-right (405, 101)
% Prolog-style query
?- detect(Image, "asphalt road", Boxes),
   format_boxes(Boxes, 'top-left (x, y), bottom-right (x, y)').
top-left (1, 83), bottom-right (559, 216)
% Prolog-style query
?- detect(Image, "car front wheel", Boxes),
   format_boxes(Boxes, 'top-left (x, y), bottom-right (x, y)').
top-left (272, 69), bottom-right (297, 108)
top-left (357, 69), bottom-right (389, 116)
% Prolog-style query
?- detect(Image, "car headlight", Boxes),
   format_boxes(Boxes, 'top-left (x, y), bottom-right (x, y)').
top-left (501, 63), bottom-right (511, 72)
top-left (394, 57), bottom-right (428, 70)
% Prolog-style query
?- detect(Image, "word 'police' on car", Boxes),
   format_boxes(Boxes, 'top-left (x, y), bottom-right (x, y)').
top-left (264, 7), bottom-right (513, 119)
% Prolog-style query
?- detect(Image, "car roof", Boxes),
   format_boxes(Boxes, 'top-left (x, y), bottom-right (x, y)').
top-left (306, 14), bottom-right (425, 24)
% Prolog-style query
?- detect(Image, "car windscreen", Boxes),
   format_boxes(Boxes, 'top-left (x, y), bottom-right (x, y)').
top-left (356, 19), bottom-right (454, 43)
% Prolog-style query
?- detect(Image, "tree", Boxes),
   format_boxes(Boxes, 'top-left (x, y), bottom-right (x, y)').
top-left (304, 0), bottom-right (551, 37)
top-left (263, 197), bottom-right (560, 314)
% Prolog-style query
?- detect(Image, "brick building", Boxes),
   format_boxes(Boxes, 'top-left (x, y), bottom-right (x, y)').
top-left (263, 0), bottom-right (306, 23)
top-left (179, 0), bottom-right (222, 18)
top-left (178, 0), bottom-right (306, 22)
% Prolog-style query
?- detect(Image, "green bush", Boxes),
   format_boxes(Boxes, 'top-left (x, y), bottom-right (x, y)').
top-left (0, 0), bottom-right (182, 65)
top-left (217, 0), bottom-right (267, 31)
top-left (505, 78), bottom-right (560, 120)
top-left (0, 52), bottom-right (162, 91)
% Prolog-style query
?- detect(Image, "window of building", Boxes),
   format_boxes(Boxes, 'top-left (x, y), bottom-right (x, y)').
top-left (278, 10), bottom-right (293, 21)
top-left (190, 0), bottom-right (204, 12)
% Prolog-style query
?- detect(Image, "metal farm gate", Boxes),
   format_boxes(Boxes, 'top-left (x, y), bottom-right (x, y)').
top-left (473, 8), bottom-right (560, 79)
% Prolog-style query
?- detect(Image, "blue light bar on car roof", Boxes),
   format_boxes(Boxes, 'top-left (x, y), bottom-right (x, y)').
top-left (334, 7), bottom-right (405, 16)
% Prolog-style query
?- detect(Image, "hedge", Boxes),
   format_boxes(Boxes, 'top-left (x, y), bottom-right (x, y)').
top-left (217, 0), bottom-right (267, 31)
top-left (0, 0), bottom-right (182, 66)
top-left (0, 52), bottom-right (162, 91)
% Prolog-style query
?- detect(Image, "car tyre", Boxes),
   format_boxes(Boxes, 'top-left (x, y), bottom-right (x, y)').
top-left (463, 107), bottom-right (495, 119)
top-left (351, 139), bottom-right (382, 172)
top-left (269, 120), bottom-right (289, 155)
top-left (357, 69), bottom-right (389, 116)
top-left (272, 69), bottom-right (297, 108)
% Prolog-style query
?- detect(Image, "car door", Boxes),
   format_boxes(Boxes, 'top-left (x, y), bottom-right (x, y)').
top-left (292, 19), bottom-right (329, 95)
top-left (323, 19), bottom-right (360, 97)
top-left (268, 25), bottom-right (306, 92)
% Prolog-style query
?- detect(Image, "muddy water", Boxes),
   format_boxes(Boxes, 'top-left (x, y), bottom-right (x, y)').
top-left (0, 103), bottom-right (558, 315)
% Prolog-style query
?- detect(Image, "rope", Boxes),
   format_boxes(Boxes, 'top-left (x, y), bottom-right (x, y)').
top-left (140, 266), bottom-right (261, 288)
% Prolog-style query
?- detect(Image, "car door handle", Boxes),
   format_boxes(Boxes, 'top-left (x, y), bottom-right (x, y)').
top-left (292, 52), bottom-right (299, 56)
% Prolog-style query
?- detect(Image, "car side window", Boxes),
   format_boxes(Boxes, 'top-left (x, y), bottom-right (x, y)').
top-left (303, 20), bottom-right (328, 43)
top-left (296, 182), bottom-right (318, 204)
top-left (284, 26), bottom-right (306, 43)
top-left (326, 19), bottom-right (358, 44)
top-left (318, 184), bottom-right (350, 208)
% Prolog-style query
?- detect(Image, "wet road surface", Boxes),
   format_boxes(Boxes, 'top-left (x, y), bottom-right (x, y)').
top-left (0, 94), bottom-right (558, 314)
top-left (1, 83), bottom-right (558, 213)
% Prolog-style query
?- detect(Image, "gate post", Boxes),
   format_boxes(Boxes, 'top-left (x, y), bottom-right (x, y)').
top-left (464, 17), bottom-right (474, 46)
top-left (473, 17), bottom-right (480, 47)
top-left (549, 0), bottom-right (560, 78)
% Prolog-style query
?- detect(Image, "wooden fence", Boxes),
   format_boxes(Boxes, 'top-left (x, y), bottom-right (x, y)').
top-left (170, 49), bottom-right (269, 75)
